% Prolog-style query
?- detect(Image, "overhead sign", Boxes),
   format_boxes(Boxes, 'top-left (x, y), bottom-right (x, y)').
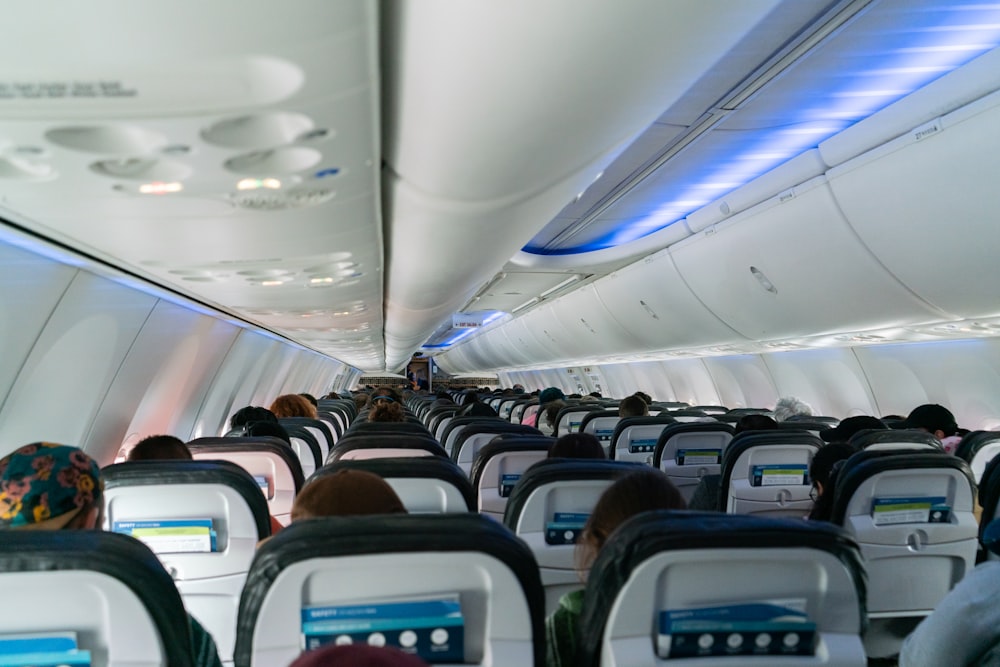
top-left (452, 312), bottom-right (488, 329)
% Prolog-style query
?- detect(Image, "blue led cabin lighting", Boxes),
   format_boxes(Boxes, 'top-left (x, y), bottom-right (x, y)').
top-left (523, 6), bottom-right (1000, 255)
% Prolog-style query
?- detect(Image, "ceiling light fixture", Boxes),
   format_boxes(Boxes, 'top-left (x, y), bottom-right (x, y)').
top-left (138, 181), bottom-right (183, 195)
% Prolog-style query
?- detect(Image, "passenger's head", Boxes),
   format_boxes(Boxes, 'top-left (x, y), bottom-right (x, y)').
top-left (229, 406), bottom-right (278, 430)
top-left (127, 435), bottom-right (192, 461)
top-left (0, 443), bottom-right (103, 530)
top-left (371, 386), bottom-right (402, 405)
top-left (632, 391), bottom-right (652, 405)
top-left (538, 387), bottom-right (566, 406)
top-left (543, 400), bottom-right (566, 428)
top-left (353, 393), bottom-right (372, 411)
top-left (549, 433), bottom-right (606, 460)
top-left (734, 414), bottom-right (778, 434)
top-left (270, 394), bottom-right (318, 420)
top-left (289, 645), bottom-right (430, 667)
top-left (773, 397), bottom-right (812, 421)
top-left (577, 469), bottom-right (686, 571)
top-left (618, 395), bottom-right (649, 419)
top-left (298, 393), bottom-right (318, 408)
top-left (807, 443), bottom-right (856, 522)
top-left (819, 415), bottom-right (887, 443)
top-left (903, 404), bottom-right (958, 439)
top-left (461, 392), bottom-right (480, 406)
top-left (291, 470), bottom-right (407, 521)
top-left (368, 400), bottom-right (406, 423)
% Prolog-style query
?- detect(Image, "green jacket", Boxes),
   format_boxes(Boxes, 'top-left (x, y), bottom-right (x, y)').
top-left (545, 589), bottom-right (585, 667)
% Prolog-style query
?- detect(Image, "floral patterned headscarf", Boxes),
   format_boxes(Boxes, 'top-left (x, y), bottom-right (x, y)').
top-left (0, 443), bottom-right (102, 529)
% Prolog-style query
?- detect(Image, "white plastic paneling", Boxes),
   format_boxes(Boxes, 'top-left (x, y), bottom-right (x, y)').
top-left (547, 285), bottom-right (643, 363)
top-left (595, 250), bottom-right (742, 351)
top-left (595, 364), bottom-right (642, 400)
top-left (686, 149), bottom-right (827, 232)
top-left (671, 176), bottom-right (944, 341)
top-left (853, 339), bottom-right (1000, 431)
top-left (94, 301), bottom-right (239, 455)
top-left (192, 331), bottom-right (288, 439)
top-left (504, 317), bottom-right (562, 367)
top-left (763, 347), bottom-right (878, 419)
top-left (701, 355), bottom-right (777, 410)
top-left (628, 361), bottom-right (677, 403)
top-left (0, 271), bottom-right (157, 460)
top-left (828, 90), bottom-right (1000, 318)
top-left (662, 359), bottom-right (721, 406)
top-left (0, 244), bottom-right (78, 412)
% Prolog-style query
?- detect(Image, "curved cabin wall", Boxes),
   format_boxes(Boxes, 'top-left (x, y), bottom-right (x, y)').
top-left (0, 239), bottom-right (356, 463)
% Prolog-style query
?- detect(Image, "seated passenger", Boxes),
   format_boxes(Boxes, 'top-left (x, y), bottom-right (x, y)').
top-left (898, 518), bottom-right (1000, 666)
top-left (545, 469), bottom-right (686, 667)
top-left (734, 414), bottom-right (778, 434)
top-left (229, 405), bottom-right (279, 429)
top-left (0, 443), bottom-right (223, 667)
top-left (903, 403), bottom-right (963, 453)
top-left (290, 644), bottom-right (430, 666)
top-left (299, 393), bottom-right (318, 408)
top-left (458, 392), bottom-right (498, 417)
top-left (527, 387), bottom-right (566, 433)
top-left (773, 396), bottom-right (812, 421)
top-left (806, 443), bottom-right (856, 522)
top-left (127, 434), bottom-right (192, 461)
top-left (618, 395), bottom-right (648, 419)
top-left (270, 394), bottom-right (318, 420)
top-left (548, 433), bottom-right (606, 460)
top-left (632, 391), bottom-right (652, 406)
top-left (368, 399), bottom-right (407, 423)
top-left (291, 469), bottom-right (407, 520)
top-left (818, 415), bottom-right (886, 443)
top-left (354, 392), bottom-right (371, 413)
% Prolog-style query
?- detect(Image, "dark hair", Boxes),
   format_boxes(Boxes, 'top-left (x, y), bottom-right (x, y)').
top-left (244, 421), bottom-right (291, 445)
top-left (128, 435), bottom-right (192, 461)
top-left (618, 396), bottom-right (649, 419)
top-left (292, 470), bottom-right (407, 521)
top-left (368, 401), bottom-right (406, 423)
top-left (269, 394), bottom-right (317, 420)
top-left (632, 391), bottom-right (652, 405)
top-left (543, 400), bottom-right (566, 429)
top-left (371, 386), bottom-right (403, 403)
top-left (548, 433), bottom-right (606, 460)
top-left (299, 393), bottom-right (318, 407)
top-left (807, 443), bottom-right (856, 522)
top-left (734, 414), bottom-right (778, 434)
top-left (577, 469), bottom-right (686, 571)
top-left (229, 406), bottom-right (278, 430)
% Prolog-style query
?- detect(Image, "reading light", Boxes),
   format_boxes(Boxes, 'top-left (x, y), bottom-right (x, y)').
top-left (138, 182), bottom-right (182, 195)
top-left (237, 178), bottom-right (283, 191)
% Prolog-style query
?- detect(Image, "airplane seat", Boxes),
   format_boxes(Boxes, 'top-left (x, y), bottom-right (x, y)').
top-left (327, 433), bottom-right (448, 463)
top-left (666, 409), bottom-right (712, 423)
top-left (276, 422), bottom-right (323, 480)
top-left (309, 457), bottom-right (475, 514)
top-left (497, 397), bottom-right (520, 421)
top-left (689, 405), bottom-right (730, 415)
top-left (777, 420), bottom-right (839, 437)
top-left (502, 458), bottom-right (645, 613)
top-left (278, 417), bottom-right (335, 462)
top-left (469, 437), bottom-right (554, 520)
top-left (718, 431), bottom-right (822, 517)
top-left (451, 423), bottom-right (543, 475)
top-left (103, 460), bottom-right (271, 665)
top-left (520, 402), bottom-right (541, 425)
top-left (830, 449), bottom-right (977, 658)
top-left (553, 404), bottom-right (603, 437)
top-left (426, 405), bottom-right (458, 430)
top-left (955, 430), bottom-right (1000, 482)
top-left (341, 420), bottom-right (433, 439)
top-left (510, 398), bottom-right (536, 424)
top-left (849, 429), bottom-right (944, 452)
top-left (433, 413), bottom-right (458, 441)
top-left (233, 514), bottom-right (545, 667)
top-left (439, 416), bottom-right (507, 457)
top-left (0, 530), bottom-right (198, 666)
top-left (187, 436), bottom-right (304, 526)
top-left (979, 455), bottom-right (1000, 561)
top-left (608, 416), bottom-right (677, 463)
top-left (314, 411), bottom-right (343, 445)
top-left (578, 410), bottom-right (621, 455)
top-left (652, 423), bottom-right (735, 503)
top-left (577, 511), bottom-right (867, 667)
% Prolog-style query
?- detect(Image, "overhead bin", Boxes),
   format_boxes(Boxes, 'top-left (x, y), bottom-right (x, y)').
top-left (670, 175), bottom-right (946, 342)
top-left (827, 89), bottom-right (1000, 319)
top-left (593, 249), bottom-right (744, 351)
